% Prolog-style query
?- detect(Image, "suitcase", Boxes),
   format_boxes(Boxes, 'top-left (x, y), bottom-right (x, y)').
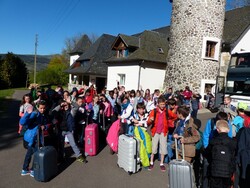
top-left (33, 129), bottom-right (57, 182)
top-left (168, 137), bottom-right (194, 188)
top-left (117, 134), bottom-right (141, 174)
top-left (85, 123), bottom-right (99, 156)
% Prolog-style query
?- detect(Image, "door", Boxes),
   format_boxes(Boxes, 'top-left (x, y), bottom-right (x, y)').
top-left (96, 77), bottom-right (106, 94)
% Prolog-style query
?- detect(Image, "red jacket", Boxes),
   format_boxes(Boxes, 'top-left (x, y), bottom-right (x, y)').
top-left (147, 107), bottom-right (177, 137)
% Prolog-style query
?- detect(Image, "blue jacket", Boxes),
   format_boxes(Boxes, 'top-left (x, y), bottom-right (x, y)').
top-left (203, 118), bottom-right (232, 148)
top-left (20, 111), bottom-right (49, 146)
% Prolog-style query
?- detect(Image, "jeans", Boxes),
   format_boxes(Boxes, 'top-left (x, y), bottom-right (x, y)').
top-left (58, 131), bottom-right (81, 159)
top-left (191, 109), bottom-right (198, 119)
top-left (23, 144), bottom-right (37, 170)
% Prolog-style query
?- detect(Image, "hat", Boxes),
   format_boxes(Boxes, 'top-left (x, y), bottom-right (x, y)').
top-left (238, 102), bottom-right (248, 110)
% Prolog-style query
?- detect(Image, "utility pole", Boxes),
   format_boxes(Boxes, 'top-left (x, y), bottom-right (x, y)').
top-left (34, 34), bottom-right (38, 84)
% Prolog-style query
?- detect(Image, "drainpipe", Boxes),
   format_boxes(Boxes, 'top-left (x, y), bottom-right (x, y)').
top-left (138, 60), bottom-right (143, 90)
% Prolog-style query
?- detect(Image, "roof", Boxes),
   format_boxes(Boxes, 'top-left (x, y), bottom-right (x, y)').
top-left (65, 34), bottom-right (116, 75)
top-left (223, 6), bottom-right (250, 46)
top-left (69, 34), bottom-right (92, 55)
top-left (114, 34), bottom-right (140, 48)
top-left (151, 6), bottom-right (250, 50)
top-left (106, 30), bottom-right (169, 64)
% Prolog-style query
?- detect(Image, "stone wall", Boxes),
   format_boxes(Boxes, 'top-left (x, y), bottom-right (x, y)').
top-left (164, 0), bottom-right (226, 92)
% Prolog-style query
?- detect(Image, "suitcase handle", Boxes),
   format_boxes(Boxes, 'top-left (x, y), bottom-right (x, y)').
top-left (174, 136), bottom-right (185, 161)
top-left (37, 127), bottom-right (45, 150)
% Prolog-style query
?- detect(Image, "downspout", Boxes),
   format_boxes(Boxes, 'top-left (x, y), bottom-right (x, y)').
top-left (138, 60), bottom-right (143, 90)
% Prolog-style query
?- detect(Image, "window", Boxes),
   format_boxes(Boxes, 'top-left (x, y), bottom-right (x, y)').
top-left (118, 74), bottom-right (126, 85)
top-left (205, 41), bottom-right (216, 58)
top-left (202, 37), bottom-right (221, 61)
top-left (117, 49), bottom-right (129, 58)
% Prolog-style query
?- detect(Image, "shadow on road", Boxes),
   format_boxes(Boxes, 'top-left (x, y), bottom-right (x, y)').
top-left (0, 98), bottom-right (21, 151)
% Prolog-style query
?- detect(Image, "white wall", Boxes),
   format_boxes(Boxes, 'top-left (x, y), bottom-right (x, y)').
top-left (232, 28), bottom-right (250, 53)
top-left (69, 54), bottom-right (80, 84)
top-left (140, 67), bottom-right (165, 92)
top-left (107, 66), bottom-right (140, 91)
top-left (107, 65), bottom-right (166, 92)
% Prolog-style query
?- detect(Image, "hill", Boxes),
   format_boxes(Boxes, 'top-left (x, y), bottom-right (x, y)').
top-left (0, 54), bottom-right (54, 72)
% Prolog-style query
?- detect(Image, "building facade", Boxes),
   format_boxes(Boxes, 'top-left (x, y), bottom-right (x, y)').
top-left (165, 0), bottom-right (226, 101)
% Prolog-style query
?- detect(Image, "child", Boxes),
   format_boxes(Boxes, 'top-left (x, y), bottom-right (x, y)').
top-left (18, 94), bottom-right (33, 135)
top-left (131, 102), bottom-right (149, 128)
top-left (147, 96), bottom-right (177, 172)
top-left (205, 120), bottom-right (236, 188)
top-left (173, 106), bottom-right (200, 163)
top-left (52, 101), bottom-right (86, 163)
top-left (231, 102), bottom-right (247, 137)
top-left (117, 96), bottom-right (134, 135)
top-left (221, 96), bottom-right (237, 120)
top-left (20, 100), bottom-right (50, 177)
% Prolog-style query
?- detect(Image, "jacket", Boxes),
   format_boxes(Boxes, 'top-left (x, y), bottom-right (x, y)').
top-left (205, 133), bottom-right (236, 178)
top-left (134, 126), bottom-right (152, 167)
top-left (174, 117), bottom-right (200, 158)
top-left (203, 118), bottom-right (233, 148)
top-left (20, 111), bottom-right (50, 146)
top-left (236, 127), bottom-right (250, 179)
top-left (147, 107), bottom-right (177, 137)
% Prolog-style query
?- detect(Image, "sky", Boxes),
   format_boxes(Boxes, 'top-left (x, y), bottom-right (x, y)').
top-left (0, 0), bottom-right (173, 55)
top-left (0, 0), bottom-right (235, 55)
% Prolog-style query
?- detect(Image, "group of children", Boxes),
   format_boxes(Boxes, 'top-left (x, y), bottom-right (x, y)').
top-left (18, 85), bottom-right (250, 188)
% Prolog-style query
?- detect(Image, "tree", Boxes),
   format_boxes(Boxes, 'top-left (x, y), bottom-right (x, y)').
top-left (227, 0), bottom-right (250, 9)
top-left (0, 53), bottom-right (28, 89)
top-left (61, 33), bottom-right (98, 60)
top-left (36, 55), bottom-right (68, 85)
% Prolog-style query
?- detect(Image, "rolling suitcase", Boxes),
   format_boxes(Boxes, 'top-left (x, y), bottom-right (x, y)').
top-left (85, 123), bottom-right (99, 156)
top-left (33, 129), bottom-right (58, 182)
top-left (169, 137), bottom-right (194, 188)
top-left (117, 134), bottom-right (141, 175)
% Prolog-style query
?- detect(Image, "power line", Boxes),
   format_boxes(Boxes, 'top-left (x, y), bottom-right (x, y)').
top-left (41, 0), bottom-right (80, 44)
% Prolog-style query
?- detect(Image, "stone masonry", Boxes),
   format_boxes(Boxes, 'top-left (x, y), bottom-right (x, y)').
top-left (164, 0), bottom-right (226, 92)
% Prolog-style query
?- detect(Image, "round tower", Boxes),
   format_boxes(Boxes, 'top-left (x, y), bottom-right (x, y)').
top-left (164, 0), bottom-right (226, 96)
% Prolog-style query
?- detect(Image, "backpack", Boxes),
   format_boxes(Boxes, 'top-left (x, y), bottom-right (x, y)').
top-left (211, 142), bottom-right (235, 176)
top-left (195, 130), bottom-right (203, 150)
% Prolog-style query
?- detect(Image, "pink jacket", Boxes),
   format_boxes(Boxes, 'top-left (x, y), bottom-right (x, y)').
top-left (106, 120), bottom-right (120, 152)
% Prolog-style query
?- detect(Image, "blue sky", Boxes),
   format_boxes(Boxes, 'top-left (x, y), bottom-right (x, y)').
top-left (0, 0), bottom-right (235, 55)
top-left (0, 0), bottom-right (173, 55)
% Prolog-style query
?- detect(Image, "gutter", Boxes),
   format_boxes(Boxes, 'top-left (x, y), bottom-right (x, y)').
top-left (138, 60), bottom-right (143, 90)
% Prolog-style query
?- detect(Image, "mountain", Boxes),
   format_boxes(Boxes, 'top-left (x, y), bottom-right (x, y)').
top-left (0, 54), bottom-right (54, 72)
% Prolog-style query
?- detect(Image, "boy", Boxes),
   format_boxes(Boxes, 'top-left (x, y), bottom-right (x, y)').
top-left (20, 100), bottom-right (50, 177)
top-left (52, 101), bottom-right (86, 163)
top-left (221, 96), bottom-right (237, 120)
top-left (173, 106), bottom-right (200, 163)
top-left (147, 96), bottom-right (177, 172)
top-left (205, 120), bottom-right (236, 188)
top-left (131, 102), bottom-right (149, 128)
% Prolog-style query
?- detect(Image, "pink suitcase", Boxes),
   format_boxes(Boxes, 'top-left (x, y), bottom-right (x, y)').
top-left (85, 123), bottom-right (99, 156)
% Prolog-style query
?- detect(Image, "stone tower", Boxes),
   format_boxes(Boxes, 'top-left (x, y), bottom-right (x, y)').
top-left (164, 0), bottom-right (226, 95)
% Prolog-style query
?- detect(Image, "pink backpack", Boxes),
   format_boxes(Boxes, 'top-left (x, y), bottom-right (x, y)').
top-left (106, 119), bottom-right (120, 152)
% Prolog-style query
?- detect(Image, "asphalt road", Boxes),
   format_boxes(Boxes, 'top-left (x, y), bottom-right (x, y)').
top-left (0, 90), bottom-right (214, 188)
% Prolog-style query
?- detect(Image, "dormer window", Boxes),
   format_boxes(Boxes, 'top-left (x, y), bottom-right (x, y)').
top-left (116, 49), bottom-right (129, 58)
top-left (158, 48), bottom-right (164, 54)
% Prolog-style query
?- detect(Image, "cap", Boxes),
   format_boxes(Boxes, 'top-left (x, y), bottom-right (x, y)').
top-left (238, 102), bottom-right (248, 110)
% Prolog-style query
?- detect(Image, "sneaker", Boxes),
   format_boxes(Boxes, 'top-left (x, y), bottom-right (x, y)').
top-left (30, 170), bottom-right (34, 178)
top-left (76, 155), bottom-right (86, 163)
top-left (160, 165), bottom-right (166, 172)
top-left (148, 163), bottom-right (154, 171)
top-left (21, 170), bottom-right (30, 176)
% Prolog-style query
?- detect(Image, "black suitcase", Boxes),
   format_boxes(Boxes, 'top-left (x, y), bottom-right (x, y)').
top-left (33, 129), bottom-right (58, 182)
